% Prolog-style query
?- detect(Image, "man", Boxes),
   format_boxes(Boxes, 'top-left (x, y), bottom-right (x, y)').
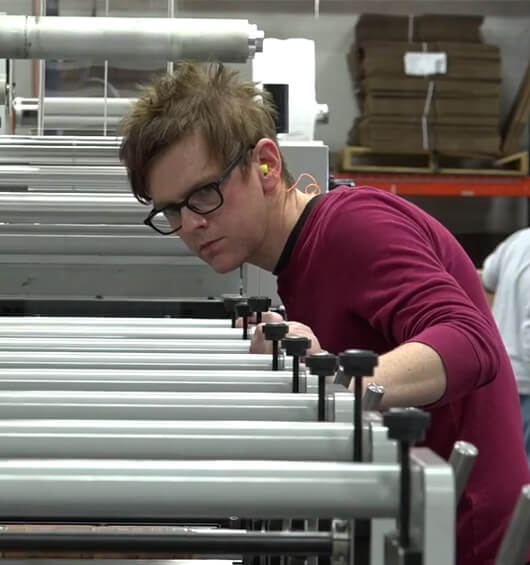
top-left (482, 229), bottom-right (530, 465)
top-left (120, 61), bottom-right (530, 564)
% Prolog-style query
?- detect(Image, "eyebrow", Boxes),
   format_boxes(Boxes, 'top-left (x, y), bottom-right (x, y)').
top-left (153, 174), bottom-right (219, 209)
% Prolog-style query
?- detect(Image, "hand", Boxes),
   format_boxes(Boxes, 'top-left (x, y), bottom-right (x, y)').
top-left (235, 311), bottom-right (285, 328)
top-left (250, 320), bottom-right (322, 355)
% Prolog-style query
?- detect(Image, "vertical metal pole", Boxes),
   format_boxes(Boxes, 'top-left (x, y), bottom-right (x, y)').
top-left (167, 0), bottom-right (175, 74)
top-left (399, 441), bottom-right (411, 548)
top-left (243, 316), bottom-right (248, 340)
top-left (318, 375), bottom-right (326, 421)
top-left (103, 0), bottom-right (110, 136)
top-left (272, 340), bottom-right (279, 371)
top-left (37, 0), bottom-right (46, 135)
top-left (353, 377), bottom-right (363, 461)
top-left (292, 356), bottom-right (299, 393)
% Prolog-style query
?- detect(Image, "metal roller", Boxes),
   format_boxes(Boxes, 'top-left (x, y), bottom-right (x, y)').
top-left (0, 165), bottom-right (130, 191)
top-left (0, 390), bottom-right (353, 422)
top-left (0, 368), bottom-right (306, 393)
top-left (0, 337), bottom-right (252, 354)
top-left (0, 351), bottom-right (282, 370)
top-left (0, 16), bottom-right (263, 62)
top-left (0, 420), bottom-right (358, 461)
top-left (0, 191), bottom-right (144, 224)
top-left (10, 96), bottom-right (327, 135)
top-left (0, 315), bottom-right (232, 328)
top-left (12, 97), bottom-right (134, 134)
top-left (0, 325), bottom-right (252, 340)
top-left (0, 459), bottom-right (399, 521)
top-left (0, 228), bottom-right (194, 259)
top-left (0, 135), bottom-right (121, 165)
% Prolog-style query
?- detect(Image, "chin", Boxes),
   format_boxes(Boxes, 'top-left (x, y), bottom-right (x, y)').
top-left (208, 254), bottom-right (243, 274)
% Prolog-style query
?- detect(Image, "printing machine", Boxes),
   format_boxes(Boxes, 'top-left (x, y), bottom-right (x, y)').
top-left (0, 307), bottom-right (528, 564)
top-left (0, 13), bottom-right (528, 565)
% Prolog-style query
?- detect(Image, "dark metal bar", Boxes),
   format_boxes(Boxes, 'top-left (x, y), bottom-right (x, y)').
top-left (292, 356), bottom-right (300, 393)
top-left (0, 530), bottom-right (333, 555)
top-left (272, 340), bottom-right (279, 371)
top-left (399, 441), bottom-right (411, 548)
top-left (353, 377), bottom-right (363, 462)
top-left (318, 375), bottom-right (326, 421)
top-left (243, 316), bottom-right (248, 340)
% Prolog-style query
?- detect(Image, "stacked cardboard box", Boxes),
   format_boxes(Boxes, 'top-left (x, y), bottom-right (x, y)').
top-left (501, 64), bottom-right (530, 154)
top-left (349, 14), bottom-right (502, 157)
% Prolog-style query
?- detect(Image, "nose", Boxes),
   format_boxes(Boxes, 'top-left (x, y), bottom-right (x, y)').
top-left (179, 206), bottom-right (208, 234)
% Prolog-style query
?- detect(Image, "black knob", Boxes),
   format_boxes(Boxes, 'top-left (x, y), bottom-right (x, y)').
top-left (383, 407), bottom-right (431, 553)
top-left (248, 296), bottom-right (272, 313)
top-left (282, 336), bottom-right (311, 394)
top-left (235, 302), bottom-right (251, 340)
top-left (383, 408), bottom-right (431, 445)
top-left (307, 353), bottom-right (338, 423)
top-left (306, 352), bottom-right (338, 377)
top-left (222, 294), bottom-right (246, 313)
top-left (222, 294), bottom-right (246, 329)
top-left (263, 323), bottom-right (288, 372)
top-left (339, 349), bottom-right (378, 376)
top-left (263, 322), bottom-right (289, 342)
top-left (282, 336), bottom-right (311, 357)
top-left (235, 302), bottom-right (251, 318)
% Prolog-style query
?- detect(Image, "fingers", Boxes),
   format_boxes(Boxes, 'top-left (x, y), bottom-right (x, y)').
top-left (249, 323), bottom-right (273, 354)
top-left (235, 311), bottom-right (284, 328)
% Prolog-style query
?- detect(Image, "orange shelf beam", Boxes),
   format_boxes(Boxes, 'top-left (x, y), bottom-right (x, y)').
top-left (333, 173), bottom-right (530, 197)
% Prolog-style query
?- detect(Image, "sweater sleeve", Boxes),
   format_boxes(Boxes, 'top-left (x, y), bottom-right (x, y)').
top-left (333, 194), bottom-right (500, 406)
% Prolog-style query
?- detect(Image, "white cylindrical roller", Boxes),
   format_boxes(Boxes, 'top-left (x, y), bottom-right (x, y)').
top-left (0, 351), bottom-right (279, 370)
top-left (0, 136), bottom-right (121, 164)
top-left (0, 459), bottom-right (399, 520)
top-left (0, 420), bottom-right (354, 461)
top-left (0, 325), bottom-right (252, 340)
top-left (0, 391), bottom-right (334, 422)
top-left (0, 337), bottom-right (251, 354)
top-left (0, 191), bottom-right (144, 224)
top-left (0, 165), bottom-right (130, 191)
top-left (0, 16), bottom-right (263, 62)
top-left (0, 315), bottom-right (231, 328)
top-left (0, 368), bottom-right (305, 393)
top-left (12, 97), bottom-right (134, 134)
top-left (11, 96), bottom-right (328, 134)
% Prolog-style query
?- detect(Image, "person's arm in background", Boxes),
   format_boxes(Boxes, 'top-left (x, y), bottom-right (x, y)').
top-left (481, 241), bottom-right (505, 308)
top-left (477, 269), bottom-right (495, 307)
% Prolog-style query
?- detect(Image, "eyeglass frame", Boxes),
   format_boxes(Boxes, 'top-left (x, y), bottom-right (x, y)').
top-left (143, 148), bottom-right (249, 235)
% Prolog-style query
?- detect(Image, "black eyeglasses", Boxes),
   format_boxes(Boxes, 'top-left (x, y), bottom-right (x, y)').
top-left (144, 150), bottom-right (247, 235)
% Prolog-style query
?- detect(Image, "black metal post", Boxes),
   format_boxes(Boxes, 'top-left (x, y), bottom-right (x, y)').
top-left (272, 340), bottom-right (279, 371)
top-left (354, 376), bottom-right (363, 462)
top-left (318, 374), bottom-right (326, 421)
top-left (292, 355), bottom-right (300, 393)
top-left (399, 440), bottom-right (411, 549)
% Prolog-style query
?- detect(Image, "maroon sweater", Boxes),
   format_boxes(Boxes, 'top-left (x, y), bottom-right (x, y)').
top-left (276, 186), bottom-right (530, 564)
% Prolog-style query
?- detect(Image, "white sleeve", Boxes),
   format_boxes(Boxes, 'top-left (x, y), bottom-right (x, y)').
top-left (482, 241), bottom-right (506, 293)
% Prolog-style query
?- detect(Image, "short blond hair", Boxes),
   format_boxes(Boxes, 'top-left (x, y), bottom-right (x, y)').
top-left (119, 61), bottom-right (293, 204)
